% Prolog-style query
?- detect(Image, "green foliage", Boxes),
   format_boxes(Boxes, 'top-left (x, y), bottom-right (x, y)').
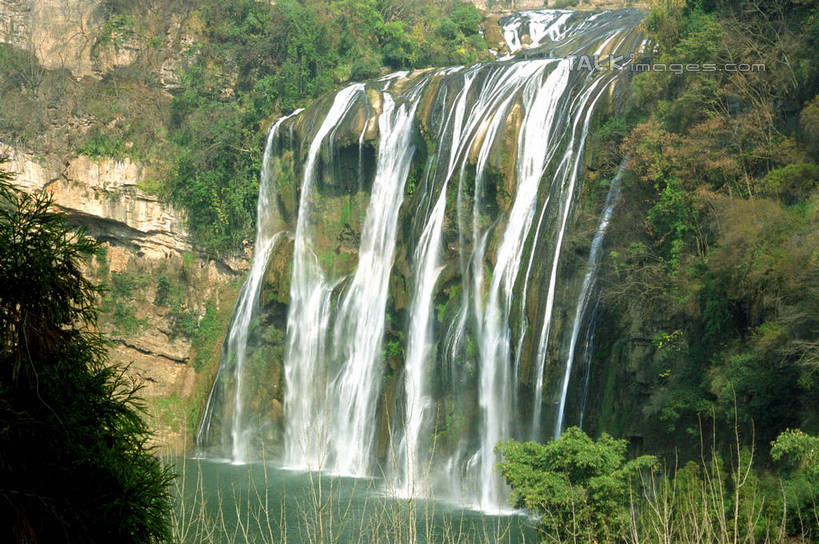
top-left (96, 244), bottom-right (109, 277)
top-left (166, 0), bottom-right (487, 253)
top-left (772, 429), bottom-right (819, 479)
top-left (102, 272), bottom-right (148, 335)
top-left (450, 3), bottom-right (482, 36)
top-left (154, 273), bottom-right (172, 306)
top-left (111, 271), bottom-right (137, 298)
top-left (761, 163), bottom-right (819, 205)
top-left (78, 129), bottom-right (128, 159)
top-left (97, 13), bottom-right (136, 48)
top-left (383, 338), bottom-right (403, 360)
top-left (0, 159), bottom-right (172, 542)
top-left (498, 427), bottom-right (656, 543)
top-left (111, 298), bottom-right (147, 334)
top-left (169, 304), bottom-right (198, 338)
top-left (771, 429), bottom-right (819, 539)
top-left (646, 178), bottom-right (697, 271)
top-left (191, 303), bottom-right (222, 372)
top-left (180, 251), bottom-right (194, 276)
top-left (596, 0), bottom-right (819, 459)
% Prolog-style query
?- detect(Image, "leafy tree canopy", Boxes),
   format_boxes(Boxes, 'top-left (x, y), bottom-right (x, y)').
top-left (498, 427), bottom-right (656, 543)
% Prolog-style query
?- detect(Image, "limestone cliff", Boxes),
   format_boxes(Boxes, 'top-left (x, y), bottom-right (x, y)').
top-left (0, 0), bottom-right (248, 452)
top-left (1, 141), bottom-right (244, 451)
top-left (2, 144), bottom-right (190, 257)
top-left (0, 0), bottom-right (189, 81)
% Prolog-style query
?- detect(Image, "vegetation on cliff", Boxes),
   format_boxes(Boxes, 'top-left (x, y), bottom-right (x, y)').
top-left (586, 0), bottom-right (819, 451)
top-left (0, 159), bottom-right (173, 542)
top-left (166, 0), bottom-right (487, 252)
top-left (499, 0), bottom-right (819, 540)
top-left (0, 0), bottom-right (487, 254)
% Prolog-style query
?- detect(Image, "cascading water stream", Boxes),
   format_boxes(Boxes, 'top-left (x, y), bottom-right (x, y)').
top-left (554, 161), bottom-right (625, 438)
top-left (328, 90), bottom-right (421, 476)
top-left (196, 110), bottom-right (302, 461)
top-left (283, 84), bottom-right (366, 469)
top-left (578, 305), bottom-right (599, 429)
top-left (529, 74), bottom-right (614, 441)
top-left (394, 60), bottom-right (571, 509)
top-left (394, 184), bottom-right (447, 498)
top-left (473, 59), bottom-right (572, 511)
top-left (502, 10), bottom-right (575, 53)
top-left (197, 7), bottom-right (645, 514)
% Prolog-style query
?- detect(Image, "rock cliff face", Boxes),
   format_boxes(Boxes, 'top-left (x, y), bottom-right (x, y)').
top-left (1, 140), bottom-right (242, 452)
top-left (2, 144), bottom-right (190, 258)
top-left (0, 0), bottom-right (189, 81)
top-left (0, 0), bottom-right (97, 77)
top-left (0, 0), bottom-right (246, 452)
top-left (0, 134), bottom-right (244, 454)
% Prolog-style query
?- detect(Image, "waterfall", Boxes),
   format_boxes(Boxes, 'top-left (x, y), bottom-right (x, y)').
top-left (473, 59), bottom-right (572, 511)
top-left (197, 7), bottom-right (645, 513)
top-left (530, 74), bottom-right (613, 441)
top-left (196, 109), bottom-right (302, 461)
top-left (283, 84), bottom-right (365, 470)
top-left (327, 90), bottom-right (421, 476)
top-left (554, 161), bottom-right (625, 438)
top-left (578, 304), bottom-right (599, 430)
top-left (502, 10), bottom-right (575, 53)
top-left (393, 183), bottom-right (447, 497)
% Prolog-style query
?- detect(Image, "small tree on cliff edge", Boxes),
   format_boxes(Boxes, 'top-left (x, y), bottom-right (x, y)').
top-left (0, 158), bottom-right (173, 543)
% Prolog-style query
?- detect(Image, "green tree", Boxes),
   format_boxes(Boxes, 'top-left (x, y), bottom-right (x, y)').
top-left (498, 427), bottom-right (655, 543)
top-left (771, 429), bottom-right (819, 539)
top-left (0, 159), bottom-right (173, 543)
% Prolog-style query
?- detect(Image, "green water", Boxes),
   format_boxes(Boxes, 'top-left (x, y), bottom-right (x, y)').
top-left (172, 459), bottom-right (536, 543)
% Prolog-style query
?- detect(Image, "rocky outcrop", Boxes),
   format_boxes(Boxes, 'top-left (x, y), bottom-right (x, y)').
top-left (0, 0), bottom-right (97, 78)
top-left (2, 140), bottom-right (246, 454)
top-left (2, 143), bottom-right (190, 258)
top-left (0, 0), bottom-right (193, 85)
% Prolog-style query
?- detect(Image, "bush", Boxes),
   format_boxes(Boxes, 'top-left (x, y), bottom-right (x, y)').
top-left (351, 54), bottom-right (383, 81)
top-left (436, 17), bottom-right (460, 41)
top-left (771, 429), bottom-right (819, 539)
top-left (78, 129), bottom-right (127, 159)
top-left (498, 427), bottom-right (656, 543)
top-left (761, 163), bottom-right (819, 205)
top-left (154, 273), bottom-right (172, 306)
top-left (192, 303), bottom-right (222, 372)
top-left (169, 303), bottom-right (198, 338)
top-left (450, 2), bottom-right (482, 36)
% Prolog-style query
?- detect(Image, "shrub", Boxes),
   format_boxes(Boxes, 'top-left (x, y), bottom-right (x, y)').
top-left (498, 427), bottom-right (656, 543)
top-left (771, 429), bottom-right (819, 539)
top-left (450, 2), bottom-right (482, 36)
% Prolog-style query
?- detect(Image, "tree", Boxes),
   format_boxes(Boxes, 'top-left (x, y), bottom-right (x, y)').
top-left (771, 429), bottom-right (819, 539)
top-left (498, 427), bottom-right (656, 543)
top-left (0, 158), bottom-right (173, 543)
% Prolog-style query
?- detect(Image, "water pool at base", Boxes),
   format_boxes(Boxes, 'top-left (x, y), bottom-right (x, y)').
top-left (172, 458), bottom-right (537, 543)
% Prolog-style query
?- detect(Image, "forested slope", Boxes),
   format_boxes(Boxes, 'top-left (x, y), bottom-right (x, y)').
top-left (580, 0), bottom-right (818, 456)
